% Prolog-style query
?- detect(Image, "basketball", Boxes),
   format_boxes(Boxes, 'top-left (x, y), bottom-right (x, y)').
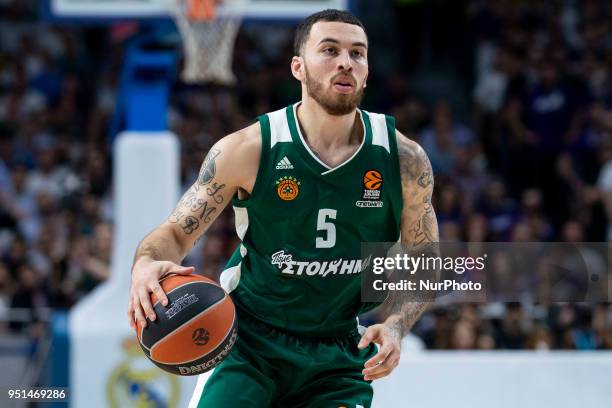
top-left (136, 274), bottom-right (238, 376)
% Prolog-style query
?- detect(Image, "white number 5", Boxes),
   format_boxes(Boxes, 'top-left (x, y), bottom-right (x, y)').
top-left (316, 209), bottom-right (337, 248)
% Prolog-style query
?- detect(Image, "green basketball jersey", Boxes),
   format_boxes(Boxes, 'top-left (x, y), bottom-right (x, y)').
top-left (220, 102), bottom-right (403, 336)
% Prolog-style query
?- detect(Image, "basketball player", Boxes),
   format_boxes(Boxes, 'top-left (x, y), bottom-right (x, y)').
top-left (128, 9), bottom-right (438, 408)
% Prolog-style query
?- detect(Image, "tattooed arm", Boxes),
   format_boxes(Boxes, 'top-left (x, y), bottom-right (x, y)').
top-left (383, 131), bottom-right (439, 338)
top-left (128, 123), bottom-right (262, 330)
top-left (359, 131), bottom-right (438, 381)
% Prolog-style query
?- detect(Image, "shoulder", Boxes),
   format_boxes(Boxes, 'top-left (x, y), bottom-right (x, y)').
top-left (210, 121), bottom-right (262, 188)
top-left (395, 130), bottom-right (432, 182)
top-left (217, 121), bottom-right (261, 154)
top-left (212, 121), bottom-right (262, 166)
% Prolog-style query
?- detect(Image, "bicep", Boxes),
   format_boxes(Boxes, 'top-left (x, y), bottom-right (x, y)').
top-left (396, 133), bottom-right (439, 245)
top-left (400, 184), bottom-right (438, 245)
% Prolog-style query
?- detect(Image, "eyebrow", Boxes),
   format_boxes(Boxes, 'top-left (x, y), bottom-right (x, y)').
top-left (318, 38), bottom-right (368, 49)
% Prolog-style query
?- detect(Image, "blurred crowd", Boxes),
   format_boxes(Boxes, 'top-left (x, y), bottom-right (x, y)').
top-left (0, 0), bottom-right (611, 349)
top-left (388, 0), bottom-right (612, 350)
top-left (412, 302), bottom-right (612, 350)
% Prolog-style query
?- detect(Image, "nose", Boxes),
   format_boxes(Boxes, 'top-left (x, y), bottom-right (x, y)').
top-left (337, 49), bottom-right (353, 71)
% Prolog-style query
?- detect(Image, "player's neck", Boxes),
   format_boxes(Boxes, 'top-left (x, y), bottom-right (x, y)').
top-left (296, 99), bottom-right (361, 149)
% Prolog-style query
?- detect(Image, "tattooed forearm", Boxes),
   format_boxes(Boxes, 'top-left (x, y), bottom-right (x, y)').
top-left (181, 216), bottom-right (200, 234)
top-left (382, 240), bottom-right (439, 337)
top-left (387, 301), bottom-right (430, 338)
top-left (132, 232), bottom-right (183, 266)
top-left (135, 242), bottom-right (163, 263)
top-left (169, 211), bottom-right (182, 224)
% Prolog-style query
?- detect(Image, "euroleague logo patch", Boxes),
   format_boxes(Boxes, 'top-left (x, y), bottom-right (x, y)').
top-left (192, 328), bottom-right (210, 346)
top-left (356, 169), bottom-right (384, 208)
top-left (363, 170), bottom-right (383, 190)
top-left (276, 176), bottom-right (301, 201)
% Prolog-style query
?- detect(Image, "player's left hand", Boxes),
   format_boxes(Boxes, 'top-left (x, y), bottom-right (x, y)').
top-left (357, 323), bottom-right (402, 381)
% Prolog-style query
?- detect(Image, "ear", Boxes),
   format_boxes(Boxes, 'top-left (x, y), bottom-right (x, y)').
top-left (291, 56), bottom-right (305, 81)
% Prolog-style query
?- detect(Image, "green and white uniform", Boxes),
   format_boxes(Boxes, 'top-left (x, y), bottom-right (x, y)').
top-left (190, 103), bottom-right (403, 408)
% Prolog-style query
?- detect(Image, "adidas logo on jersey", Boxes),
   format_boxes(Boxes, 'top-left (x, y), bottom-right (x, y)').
top-left (275, 156), bottom-right (294, 170)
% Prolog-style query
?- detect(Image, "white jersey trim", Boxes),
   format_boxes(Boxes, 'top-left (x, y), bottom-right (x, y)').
top-left (220, 206), bottom-right (249, 294)
top-left (188, 369), bottom-right (215, 408)
top-left (268, 107), bottom-right (292, 148)
top-left (234, 206), bottom-right (249, 240)
top-left (220, 262), bottom-right (241, 293)
top-left (365, 111), bottom-right (391, 154)
top-left (291, 102), bottom-right (367, 175)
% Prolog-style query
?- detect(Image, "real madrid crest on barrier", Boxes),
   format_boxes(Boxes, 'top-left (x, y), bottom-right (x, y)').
top-left (106, 337), bottom-right (180, 408)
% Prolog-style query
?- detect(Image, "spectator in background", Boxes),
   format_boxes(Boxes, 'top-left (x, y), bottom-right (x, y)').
top-left (581, 51), bottom-right (609, 102)
top-left (521, 57), bottom-right (587, 221)
top-left (600, 328), bottom-right (612, 350)
top-left (495, 303), bottom-right (529, 349)
top-left (0, 63), bottom-right (46, 122)
top-left (451, 319), bottom-right (477, 350)
top-left (0, 127), bottom-right (18, 236)
top-left (9, 264), bottom-right (48, 333)
top-left (596, 138), bottom-right (612, 240)
top-left (420, 308), bottom-right (453, 350)
top-left (435, 184), bottom-right (463, 224)
top-left (476, 179), bottom-right (516, 240)
top-left (2, 234), bottom-right (28, 276)
top-left (0, 262), bottom-right (12, 333)
top-left (473, 46), bottom-right (527, 169)
top-left (7, 163), bottom-right (41, 243)
top-left (439, 220), bottom-right (462, 242)
top-left (453, 147), bottom-right (488, 211)
top-left (67, 222), bottom-right (111, 298)
top-left (463, 213), bottom-right (491, 242)
top-left (526, 324), bottom-right (553, 350)
top-left (592, 304), bottom-right (612, 350)
top-left (549, 304), bottom-right (576, 348)
top-left (516, 188), bottom-right (553, 241)
top-left (30, 220), bottom-right (66, 280)
top-left (419, 100), bottom-right (476, 177)
top-left (570, 307), bottom-right (598, 350)
top-left (26, 147), bottom-right (79, 202)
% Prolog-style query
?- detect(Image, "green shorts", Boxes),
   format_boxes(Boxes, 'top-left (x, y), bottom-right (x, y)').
top-left (189, 311), bottom-right (377, 408)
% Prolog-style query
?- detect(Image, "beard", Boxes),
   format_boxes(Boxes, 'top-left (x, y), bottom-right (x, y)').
top-left (304, 64), bottom-right (365, 116)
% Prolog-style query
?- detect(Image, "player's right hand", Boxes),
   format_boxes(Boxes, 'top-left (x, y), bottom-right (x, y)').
top-left (128, 259), bottom-right (194, 331)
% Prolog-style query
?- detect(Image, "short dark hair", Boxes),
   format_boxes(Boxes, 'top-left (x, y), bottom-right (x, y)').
top-left (293, 9), bottom-right (366, 56)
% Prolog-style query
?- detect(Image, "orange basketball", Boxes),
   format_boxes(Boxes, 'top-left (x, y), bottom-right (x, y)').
top-left (363, 170), bottom-right (383, 190)
top-left (136, 274), bottom-right (237, 376)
